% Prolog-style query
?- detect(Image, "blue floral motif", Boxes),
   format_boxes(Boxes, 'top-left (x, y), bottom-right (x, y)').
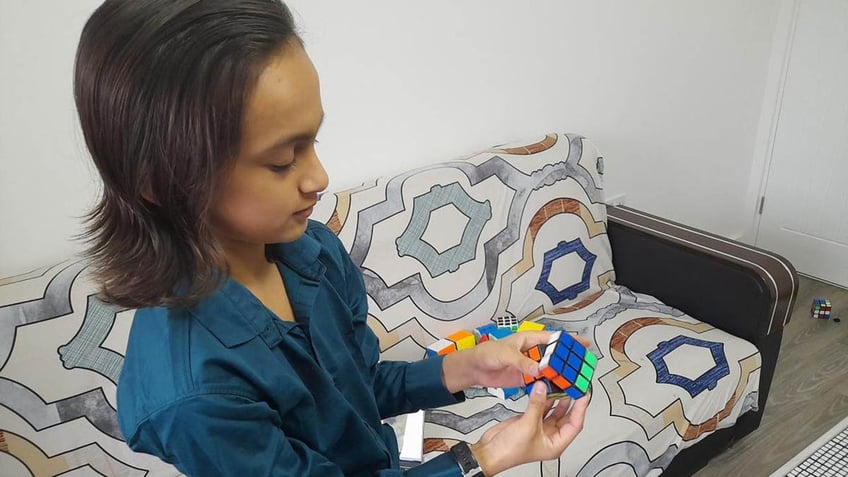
top-left (647, 335), bottom-right (729, 398)
top-left (534, 239), bottom-right (596, 304)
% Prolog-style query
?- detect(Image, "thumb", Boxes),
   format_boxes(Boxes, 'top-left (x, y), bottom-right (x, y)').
top-left (523, 381), bottom-right (548, 422)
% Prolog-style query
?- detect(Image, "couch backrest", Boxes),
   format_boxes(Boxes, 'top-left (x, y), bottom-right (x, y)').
top-left (312, 133), bottom-right (614, 361)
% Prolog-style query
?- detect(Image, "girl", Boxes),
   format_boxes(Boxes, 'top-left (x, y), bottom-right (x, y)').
top-left (74, 1), bottom-right (588, 475)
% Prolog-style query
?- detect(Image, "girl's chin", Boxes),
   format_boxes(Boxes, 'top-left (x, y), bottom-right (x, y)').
top-left (273, 221), bottom-right (309, 243)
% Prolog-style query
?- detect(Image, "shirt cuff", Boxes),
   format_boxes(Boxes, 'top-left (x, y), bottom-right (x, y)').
top-left (405, 356), bottom-right (466, 409)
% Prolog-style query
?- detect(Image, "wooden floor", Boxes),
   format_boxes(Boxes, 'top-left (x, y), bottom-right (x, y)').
top-left (693, 276), bottom-right (848, 477)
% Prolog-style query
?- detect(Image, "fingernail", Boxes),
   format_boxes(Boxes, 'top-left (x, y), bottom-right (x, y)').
top-left (533, 382), bottom-right (546, 395)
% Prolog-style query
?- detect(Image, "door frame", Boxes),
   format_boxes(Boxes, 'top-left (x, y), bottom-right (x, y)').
top-left (741, 0), bottom-right (802, 244)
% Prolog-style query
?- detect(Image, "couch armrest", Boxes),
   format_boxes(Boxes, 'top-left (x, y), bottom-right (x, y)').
top-left (607, 205), bottom-right (798, 338)
top-left (606, 205), bottom-right (799, 423)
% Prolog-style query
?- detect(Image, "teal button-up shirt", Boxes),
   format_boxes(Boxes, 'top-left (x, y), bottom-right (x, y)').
top-left (117, 221), bottom-right (465, 476)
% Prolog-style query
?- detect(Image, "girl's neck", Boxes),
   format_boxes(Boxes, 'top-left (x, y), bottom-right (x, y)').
top-left (220, 240), bottom-right (274, 286)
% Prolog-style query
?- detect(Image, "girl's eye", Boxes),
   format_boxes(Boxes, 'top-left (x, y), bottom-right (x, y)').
top-left (268, 139), bottom-right (317, 173)
top-left (269, 162), bottom-right (294, 173)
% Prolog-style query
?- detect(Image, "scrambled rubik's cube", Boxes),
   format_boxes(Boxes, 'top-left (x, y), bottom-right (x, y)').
top-left (811, 298), bottom-right (832, 320)
top-left (521, 331), bottom-right (597, 400)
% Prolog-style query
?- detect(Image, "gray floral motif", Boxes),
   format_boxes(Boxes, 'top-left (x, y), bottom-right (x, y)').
top-left (396, 182), bottom-right (491, 278)
top-left (0, 378), bottom-right (122, 441)
top-left (58, 295), bottom-right (126, 383)
top-left (576, 441), bottom-right (678, 477)
top-left (0, 261), bottom-right (87, 368)
top-left (426, 403), bottom-right (520, 434)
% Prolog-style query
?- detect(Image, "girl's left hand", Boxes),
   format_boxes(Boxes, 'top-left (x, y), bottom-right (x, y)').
top-left (441, 331), bottom-right (591, 392)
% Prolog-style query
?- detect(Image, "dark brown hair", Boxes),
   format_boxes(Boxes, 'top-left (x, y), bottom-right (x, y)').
top-left (74, 0), bottom-right (299, 308)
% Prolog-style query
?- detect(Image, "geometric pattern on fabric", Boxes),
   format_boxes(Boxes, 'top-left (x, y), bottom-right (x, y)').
top-left (396, 182), bottom-right (492, 278)
top-left (647, 335), bottom-right (729, 398)
top-left (0, 428), bottom-right (151, 477)
top-left (573, 440), bottom-right (678, 477)
top-left (314, 133), bottom-right (615, 328)
top-left (600, 315), bottom-right (760, 443)
top-left (534, 239), bottom-right (596, 305)
top-left (0, 261), bottom-right (183, 477)
top-left (58, 295), bottom-right (126, 384)
top-left (419, 286), bottom-right (762, 477)
top-left (495, 197), bottom-right (611, 323)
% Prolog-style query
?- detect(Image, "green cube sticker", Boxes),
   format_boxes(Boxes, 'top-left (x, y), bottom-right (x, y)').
top-left (585, 351), bottom-right (598, 368)
top-left (579, 362), bottom-right (594, 380)
top-left (575, 375), bottom-right (590, 392)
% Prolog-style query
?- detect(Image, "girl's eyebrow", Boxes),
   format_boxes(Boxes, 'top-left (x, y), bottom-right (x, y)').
top-left (254, 112), bottom-right (325, 159)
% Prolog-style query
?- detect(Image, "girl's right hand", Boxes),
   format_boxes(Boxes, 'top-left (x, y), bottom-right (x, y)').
top-left (470, 381), bottom-right (589, 476)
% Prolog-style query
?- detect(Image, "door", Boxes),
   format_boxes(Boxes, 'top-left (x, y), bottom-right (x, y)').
top-left (756, 0), bottom-right (848, 288)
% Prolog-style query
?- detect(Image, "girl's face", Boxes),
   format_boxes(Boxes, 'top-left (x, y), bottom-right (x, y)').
top-left (210, 42), bottom-right (329, 249)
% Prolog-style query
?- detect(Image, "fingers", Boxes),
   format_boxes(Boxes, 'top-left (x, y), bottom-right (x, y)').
top-left (513, 331), bottom-right (552, 350)
top-left (556, 394), bottom-right (589, 441)
top-left (499, 334), bottom-right (546, 375)
top-left (513, 331), bottom-right (550, 375)
top-left (546, 398), bottom-right (572, 421)
top-left (497, 347), bottom-right (540, 377)
top-left (522, 381), bottom-right (549, 422)
top-left (520, 355), bottom-right (540, 376)
top-left (543, 397), bottom-right (556, 417)
top-left (514, 330), bottom-right (592, 351)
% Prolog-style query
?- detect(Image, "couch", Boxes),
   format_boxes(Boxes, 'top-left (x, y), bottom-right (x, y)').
top-left (0, 133), bottom-right (797, 476)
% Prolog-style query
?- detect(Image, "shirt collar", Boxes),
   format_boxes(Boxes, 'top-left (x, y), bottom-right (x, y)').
top-left (189, 226), bottom-right (326, 348)
top-left (268, 225), bottom-right (326, 281)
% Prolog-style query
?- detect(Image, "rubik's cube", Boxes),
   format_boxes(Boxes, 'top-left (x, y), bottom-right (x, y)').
top-left (811, 298), bottom-right (832, 320)
top-left (495, 314), bottom-right (519, 331)
top-left (517, 321), bottom-right (546, 333)
top-left (522, 331), bottom-right (597, 400)
top-left (473, 323), bottom-right (498, 343)
top-left (425, 330), bottom-right (475, 357)
top-left (426, 320), bottom-right (550, 357)
top-left (425, 338), bottom-right (457, 357)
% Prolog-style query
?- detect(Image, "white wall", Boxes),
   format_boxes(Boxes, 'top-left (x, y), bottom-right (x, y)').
top-left (0, 1), bottom-right (782, 277)
top-left (0, 0), bottom-right (104, 277)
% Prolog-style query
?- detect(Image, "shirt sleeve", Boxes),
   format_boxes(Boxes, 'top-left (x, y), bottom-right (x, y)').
top-left (128, 392), bottom-right (463, 477)
top-left (340, 238), bottom-right (465, 419)
top-left (130, 392), bottom-right (341, 476)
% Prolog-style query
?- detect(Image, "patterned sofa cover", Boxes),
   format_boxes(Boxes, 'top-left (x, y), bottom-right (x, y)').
top-left (0, 133), bottom-right (797, 477)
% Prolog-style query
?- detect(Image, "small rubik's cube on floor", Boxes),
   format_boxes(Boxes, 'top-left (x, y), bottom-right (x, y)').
top-left (523, 331), bottom-right (597, 400)
top-left (811, 298), bottom-right (832, 320)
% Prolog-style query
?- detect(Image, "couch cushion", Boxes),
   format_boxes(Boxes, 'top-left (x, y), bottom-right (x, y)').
top-left (0, 260), bottom-right (182, 476)
top-left (312, 133), bottom-right (616, 362)
top-left (420, 285), bottom-right (762, 477)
